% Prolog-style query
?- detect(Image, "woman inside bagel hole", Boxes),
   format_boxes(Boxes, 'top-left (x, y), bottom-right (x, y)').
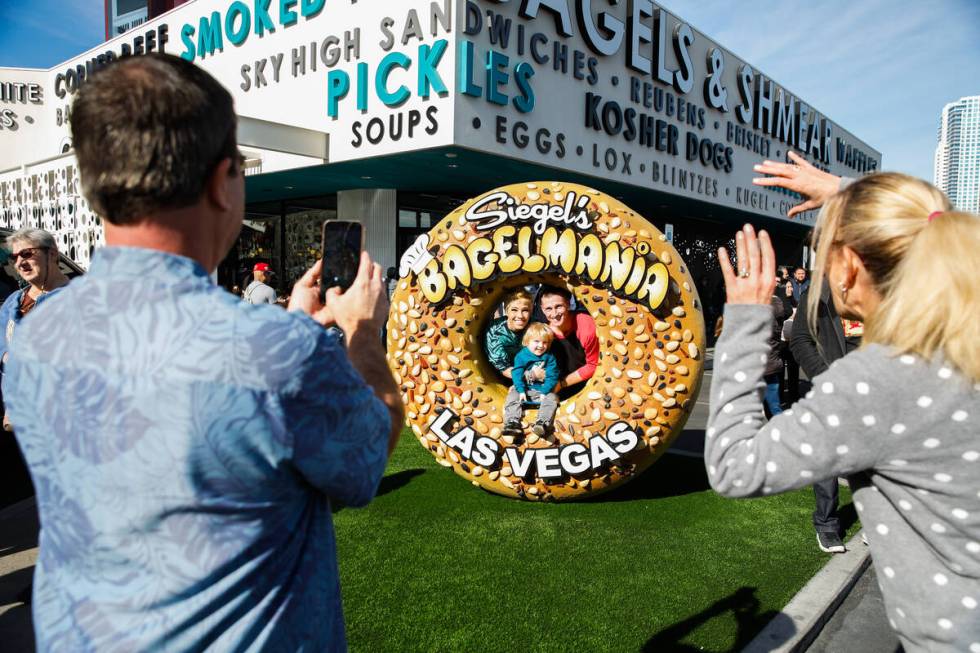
top-left (484, 289), bottom-right (533, 381)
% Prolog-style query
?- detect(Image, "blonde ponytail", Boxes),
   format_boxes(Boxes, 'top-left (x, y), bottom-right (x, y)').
top-left (809, 173), bottom-right (980, 382)
top-left (869, 210), bottom-right (980, 380)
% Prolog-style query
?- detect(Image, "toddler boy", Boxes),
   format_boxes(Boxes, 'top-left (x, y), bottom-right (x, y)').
top-left (503, 323), bottom-right (560, 438)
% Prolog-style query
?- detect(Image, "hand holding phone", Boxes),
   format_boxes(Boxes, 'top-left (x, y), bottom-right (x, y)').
top-left (290, 220), bottom-right (377, 329)
top-left (324, 251), bottom-right (387, 335)
top-left (320, 220), bottom-right (363, 298)
top-left (289, 249), bottom-right (387, 333)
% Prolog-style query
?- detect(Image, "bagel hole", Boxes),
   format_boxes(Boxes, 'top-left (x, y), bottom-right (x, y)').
top-left (479, 282), bottom-right (597, 409)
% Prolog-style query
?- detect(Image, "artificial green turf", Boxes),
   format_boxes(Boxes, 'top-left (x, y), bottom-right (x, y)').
top-left (334, 431), bottom-right (857, 652)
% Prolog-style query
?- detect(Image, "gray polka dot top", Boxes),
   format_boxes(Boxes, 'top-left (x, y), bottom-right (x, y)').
top-left (705, 305), bottom-right (980, 653)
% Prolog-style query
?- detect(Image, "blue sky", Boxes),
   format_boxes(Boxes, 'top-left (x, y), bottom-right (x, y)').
top-left (1, 0), bottom-right (978, 181)
top-left (0, 1), bottom-right (105, 68)
top-left (657, 0), bottom-right (980, 181)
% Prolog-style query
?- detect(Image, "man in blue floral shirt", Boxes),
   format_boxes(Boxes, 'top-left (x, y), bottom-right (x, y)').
top-left (2, 54), bottom-right (402, 652)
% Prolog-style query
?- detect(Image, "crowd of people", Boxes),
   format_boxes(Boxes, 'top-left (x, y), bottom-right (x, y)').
top-left (0, 53), bottom-right (976, 652)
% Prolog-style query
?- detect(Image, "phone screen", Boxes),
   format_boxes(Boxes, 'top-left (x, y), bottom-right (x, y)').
top-left (320, 220), bottom-right (362, 295)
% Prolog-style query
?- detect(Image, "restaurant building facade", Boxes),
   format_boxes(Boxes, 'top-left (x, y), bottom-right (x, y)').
top-left (0, 0), bottom-right (880, 326)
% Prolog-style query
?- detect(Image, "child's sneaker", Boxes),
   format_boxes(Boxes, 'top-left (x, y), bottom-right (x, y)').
top-left (531, 421), bottom-right (550, 437)
top-left (502, 421), bottom-right (523, 436)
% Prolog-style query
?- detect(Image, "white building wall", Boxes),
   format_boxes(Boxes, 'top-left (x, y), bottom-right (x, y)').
top-left (0, 68), bottom-right (61, 171)
top-left (338, 189), bottom-right (397, 273)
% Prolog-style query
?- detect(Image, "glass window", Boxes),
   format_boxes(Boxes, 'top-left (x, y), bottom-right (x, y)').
top-left (420, 212), bottom-right (431, 228)
top-left (116, 0), bottom-right (145, 14)
top-left (398, 209), bottom-right (417, 228)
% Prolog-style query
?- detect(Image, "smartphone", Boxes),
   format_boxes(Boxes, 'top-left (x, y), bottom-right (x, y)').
top-left (320, 220), bottom-right (363, 297)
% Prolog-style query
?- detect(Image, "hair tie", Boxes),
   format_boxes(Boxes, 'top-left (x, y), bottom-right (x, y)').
top-left (928, 211), bottom-right (943, 223)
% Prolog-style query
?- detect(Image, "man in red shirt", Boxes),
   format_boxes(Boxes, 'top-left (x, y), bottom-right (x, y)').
top-left (537, 286), bottom-right (598, 393)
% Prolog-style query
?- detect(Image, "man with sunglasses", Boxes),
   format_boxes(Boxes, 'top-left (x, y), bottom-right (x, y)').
top-left (0, 229), bottom-right (69, 430)
top-left (1, 54), bottom-right (401, 652)
top-left (0, 229), bottom-right (69, 351)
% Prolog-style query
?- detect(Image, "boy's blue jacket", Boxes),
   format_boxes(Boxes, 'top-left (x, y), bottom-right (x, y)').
top-left (511, 348), bottom-right (560, 394)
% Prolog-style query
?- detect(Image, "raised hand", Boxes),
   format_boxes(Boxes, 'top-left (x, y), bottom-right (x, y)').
top-left (718, 224), bottom-right (777, 305)
top-left (752, 151), bottom-right (842, 218)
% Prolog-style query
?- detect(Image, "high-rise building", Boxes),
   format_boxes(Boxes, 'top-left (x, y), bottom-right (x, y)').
top-left (934, 95), bottom-right (980, 213)
top-left (104, 0), bottom-right (190, 39)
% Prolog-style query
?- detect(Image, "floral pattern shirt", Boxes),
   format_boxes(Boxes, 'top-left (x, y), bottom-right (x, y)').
top-left (3, 247), bottom-right (390, 652)
top-left (0, 286), bottom-right (65, 363)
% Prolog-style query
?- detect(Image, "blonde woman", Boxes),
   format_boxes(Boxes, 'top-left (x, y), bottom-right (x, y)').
top-left (485, 289), bottom-right (533, 379)
top-left (705, 173), bottom-right (979, 652)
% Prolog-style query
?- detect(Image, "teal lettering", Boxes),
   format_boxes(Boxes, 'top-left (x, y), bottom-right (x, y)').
top-left (300, 0), bottom-right (324, 18)
top-left (458, 40), bottom-right (481, 97)
top-left (179, 24), bottom-right (196, 61)
top-left (512, 61), bottom-right (535, 113)
top-left (486, 50), bottom-right (509, 106)
top-left (356, 62), bottom-right (368, 112)
top-left (197, 12), bottom-right (224, 58)
top-left (225, 2), bottom-right (251, 45)
top-left (417, 39), bottom-right (448, 98)
top-left (279, 0), bottom-right (298, 26)
top-left (327, 70), bottom-right (350, 118)
top-left (376, 51), bottom-right (411, 107)
top-left (254, 0), bottom-right (275, 36)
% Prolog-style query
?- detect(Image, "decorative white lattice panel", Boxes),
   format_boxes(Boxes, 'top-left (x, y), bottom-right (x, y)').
top-left (0, 156), bottom-right (103, 269)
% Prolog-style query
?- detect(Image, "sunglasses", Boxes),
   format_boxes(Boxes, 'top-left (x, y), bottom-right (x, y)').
top-left (9, 246), bottom-right (50, 262)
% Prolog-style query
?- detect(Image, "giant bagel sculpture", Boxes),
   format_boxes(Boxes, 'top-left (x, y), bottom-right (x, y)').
top-left (387, 182), bottom-right (706, 500)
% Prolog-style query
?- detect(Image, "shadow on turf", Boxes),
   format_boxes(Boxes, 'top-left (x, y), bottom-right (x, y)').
top-left (375, 468), bottom-right (426, 498)
top-left (584, 453), bottom-right (710, 503)
top-left (838, 499), bottom-right (859, 533)
top-left (641, 586), bottom-right (791, 652)
top-left (332, 469), bottom-right (426, 514)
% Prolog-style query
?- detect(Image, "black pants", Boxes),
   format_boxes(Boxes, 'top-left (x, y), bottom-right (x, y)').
top-left (813, 477), bottom-right (840, 534)
top-left (782, 354), bottom-right (800, 404)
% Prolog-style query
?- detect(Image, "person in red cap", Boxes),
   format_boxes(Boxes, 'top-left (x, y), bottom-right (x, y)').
top-left (243, 261), bottom-right (277, 304)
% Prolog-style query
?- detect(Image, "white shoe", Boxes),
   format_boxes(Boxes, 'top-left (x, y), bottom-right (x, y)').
top-left (816, 531), bottom-right (846, 553)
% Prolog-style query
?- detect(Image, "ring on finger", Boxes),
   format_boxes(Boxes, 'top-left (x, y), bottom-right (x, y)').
top-left (739, 269), bottom-right (750, 278)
